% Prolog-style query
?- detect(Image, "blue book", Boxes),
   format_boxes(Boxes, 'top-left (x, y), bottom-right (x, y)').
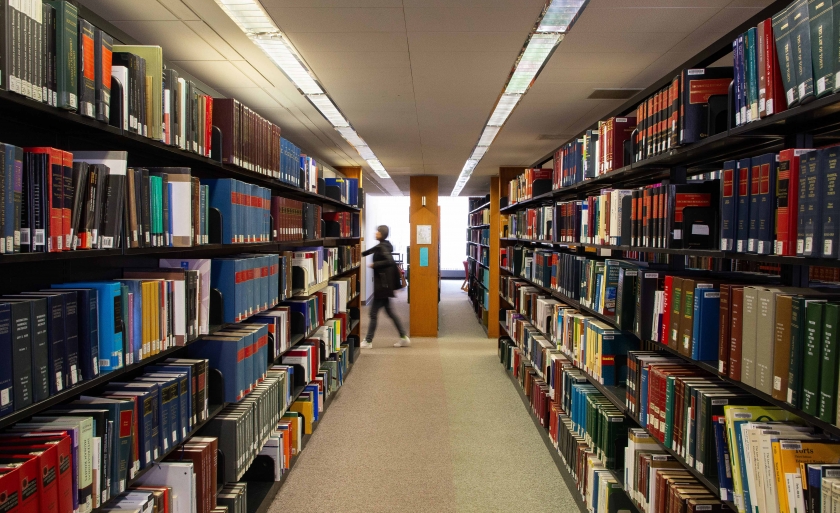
top-left (639, 366), bottom-right (650, 426)
top-left (803, 149), bottom-right (825, 257)
top-left (720, 160), bottom-right (738, 251)
top-left (47, 288), bottom-right (99, 381)
top-left (737, 34), bottom-right (747, 125)
top-left (713, 416), bottom-right (733, 501)
top-left (6, 293), bottom-right (66, 393)
top-left (806, 464), bottom-right (840, 513)
top-left (115, 280), bottom-right (144, 363)
top-left (137, 374), bottom-right (181, 448)
top-left (0, 303), bottom-right (13, 416)
top-left (53, 282), bottom-right (123, 372)
top-left (145, 367), bottom-right (192, 435)
top-left (736, 158), bottom-right (752, 252)
top-left (148, 364), bottom-right (196, 428)
top-left (102, 386), bottom-right (158, 468)
top-left (304, 384), bottom-right (320, 421)
top-left (189, 336), bottom-right (245, 403)
top-left (691, 289), bottom-right (720, 361)
top-left (74, 396), bottom-right (135, 495)
top-left (204, 179), bottom-right (238, 244)
top-left (748, 158), bottom-right (761, 252)
top-left (107, 382), bottom-right (164, 455)
top-left (823, 146), bottom-right (840, 258)
top-left (211, 258), bottom-right (241, 324)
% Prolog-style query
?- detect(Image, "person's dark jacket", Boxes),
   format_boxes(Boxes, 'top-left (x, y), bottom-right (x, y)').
top-left (363, 239), bottom-right (397, 299)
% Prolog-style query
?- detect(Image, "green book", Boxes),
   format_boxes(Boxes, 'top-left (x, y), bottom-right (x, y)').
top-left (746, 27), bottom-right (759, 122)
top-left (46, 0), bottom-right (78, 111)
top-left (802, 301), bottom-right (826, 415)
top-left (809, 0), bottom-right (835, 96)
top-left (773, 3), bottom-right (800, 107)
top-left (788, 297), bottom-right (810, 408)
top-left (819, 302), bottom-right (840, 421)
top-left (791, 0), bottom-right (816, 103)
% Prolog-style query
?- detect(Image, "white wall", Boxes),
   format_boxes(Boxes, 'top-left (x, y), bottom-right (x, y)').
top-left (363, 195), bottom-right (411, 302)
top-left (438, 197), bottom-right (469, 272)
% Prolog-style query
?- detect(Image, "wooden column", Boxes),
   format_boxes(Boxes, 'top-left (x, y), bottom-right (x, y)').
top-left (409, 176), bottom-right (439, 337)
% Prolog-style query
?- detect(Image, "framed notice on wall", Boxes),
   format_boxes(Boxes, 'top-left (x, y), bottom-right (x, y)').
top-left (417, 225), bottom-right (432, 244)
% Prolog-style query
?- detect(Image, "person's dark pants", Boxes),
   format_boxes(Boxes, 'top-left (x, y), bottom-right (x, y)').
top-left (365, 297), bottom-right (405, 341)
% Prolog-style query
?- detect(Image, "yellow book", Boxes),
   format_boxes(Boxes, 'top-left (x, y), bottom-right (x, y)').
top-left (724, 406), bottom-right (802, 513)
top-left (152, 281), bottom-right (160, 355)
top-left (290, 397), bottom-right (314, 434)
top-left (775, 440), bottom-right (840, 513)
top-left (280, 414), bottom-right (300, 455)
top-left (141, 281), bottom-right (152, 359)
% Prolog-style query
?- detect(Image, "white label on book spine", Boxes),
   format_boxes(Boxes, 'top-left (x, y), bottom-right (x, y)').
top-left (798, 83), bottom-right (806, 99)
top-left (787, 89), bottom-right (795, 105)
top-left (805, 236), bottom-right (813, 253)
top-left (767, 98), bottom-right (774, 115)
top-left (737, 240), bottom-right (745, 252)
top-left (774, 376), bottom-right (782, 391)
top-left (55, 372), bottom-right (63, 391)
top-left (0, 388), bottom-right (9, 406)
top-left (797, 239), bottom-right (804, 254)
top-left (825, 240), bottom-right (832, 255)
top-left (70, 365), bottom-right (78, 384)
top-left (818, 77), bottom-right (826, 94)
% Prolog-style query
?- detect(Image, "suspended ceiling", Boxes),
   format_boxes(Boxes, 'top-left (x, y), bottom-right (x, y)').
top-left (77, 0), bottom-right (774, 196)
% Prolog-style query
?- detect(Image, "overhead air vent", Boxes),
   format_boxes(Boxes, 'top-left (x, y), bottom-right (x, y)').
top-left (588, 88), bottom-right (643, 100)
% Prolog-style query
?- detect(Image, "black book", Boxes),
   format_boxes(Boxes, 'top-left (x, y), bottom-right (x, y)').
top-left (77, 17), bottom-right (95, 118)
top-left (138, 55), bottom-right (147, 137)
top-left (100, 168), bottom-right (126, 250)
top-left (666, 180), bottom-right (719, 249)
top-left (164, 68), bottom-right (179, 146)
top-left (18, 292), bottom-right (78, 389)
top-left (615, 266), bottom-right (638, 331)
top-left (6, 301), bottom-right (32, 410)
top-left (633, 271), bottom-right (663, 341)
top-left (19, 153), bottom-right (32, 253)
top-left (111, 52), bottom-right (136, 133)
top-left (90, 164), bottom-right (107, 249)
top-left (69, 162), bottom-right (88, 250)
top-left (94, 28), bottom-right (112, 122)
top-left (0, 298), bottom-right (48, 404)
top-left (46, 288), bottom-right (98, 380)
top-left (140, 168), bottom-right (151, 247)
top-left (78, 162), bottom-right (99, 249)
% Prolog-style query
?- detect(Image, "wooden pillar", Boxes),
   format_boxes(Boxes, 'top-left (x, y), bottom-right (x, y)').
top-left (409, 176), bottom-right (439, 337)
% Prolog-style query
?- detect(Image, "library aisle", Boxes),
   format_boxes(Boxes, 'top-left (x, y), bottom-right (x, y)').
top-left (271, 280), bottom-right (577, 513)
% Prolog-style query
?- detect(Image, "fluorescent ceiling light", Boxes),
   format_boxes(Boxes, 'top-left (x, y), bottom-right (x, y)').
top-left (306, 94), bottom-right (350, 127)
top-left (354, 145), bottom-right (376, 160)
top-left (478, 126), bottom-right (501, 147)
top-left (336, 127), bottom-right (366, 147)
top-left (471, 146), bottom-right (489, 160)
top-left (451, 0), bottom-right (583, 195)
top-left (505, 34), bottom-right (562, 94)
top-left (488, 94), bottom-right (522, 126)
top-left (538, 0), bottom-right (586, 33)
top-left (215, 0), bottom-right (276, 34)
top-left (253, 36), bottom-right (323, 95)
top-left (217, 0), bottom-right (397, 191)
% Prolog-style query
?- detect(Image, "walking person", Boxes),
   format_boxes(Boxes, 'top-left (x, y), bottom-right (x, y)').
top-left (361, 225), bottom-right (410, 348)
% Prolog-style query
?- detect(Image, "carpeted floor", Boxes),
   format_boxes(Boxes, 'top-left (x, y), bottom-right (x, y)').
top-left (269, 280), bottom-right (579, 513)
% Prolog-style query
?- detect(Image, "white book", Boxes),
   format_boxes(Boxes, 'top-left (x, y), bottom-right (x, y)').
top-left (133, 462), bottom-right (195, 513)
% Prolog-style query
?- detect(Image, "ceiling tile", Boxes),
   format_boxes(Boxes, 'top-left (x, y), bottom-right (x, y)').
top-left (304, 51), bottom-right (411, 71)
top-left (571, 7), bottom-right (720, 34)
top-left (77, 0), bottom-right (177, 21)
top-left (171, 61), bottom-right (257, 90)
top-left (182, 20), bottom-right (242, 60)
top-left (265, 7), bottom-right (406, 33)
top-left (559, 30), bottom-right (687, 54)
top-left (159, 0), bottom-right (201, 21)
top-left (263, 0), bottom-right (403, 6)
top-left (111, 20), bottom-right (226, 60)
top-left (286, 32), bottom-right (409, 53)
top-left (407, 32), bottom-right (526, 53)
top-left (403, 5), bottom-right (545, 32)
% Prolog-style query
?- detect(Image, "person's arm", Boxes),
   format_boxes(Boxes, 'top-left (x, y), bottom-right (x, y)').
top-left (361, 243), bottom-right (378, 257)
top-left (370, 245), bottom-right (394, 269)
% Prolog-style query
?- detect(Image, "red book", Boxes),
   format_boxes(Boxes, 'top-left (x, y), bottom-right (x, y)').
top-left (61, 151), bottom-right (73, 251)
top-left (728, 286), bottom-right (744, 380)
top-left (205, 96), bottom-right (213, 158)
top-left (0, 455), bottom-right (40, 512)
top-left (24, 147), bottom-right (64, 252)
top-left (661, 275), bottom-right (673, 345)
top-left (0, 446), bottom-right (59, 513)
top-left (775, 149), bottom-right (810, 255)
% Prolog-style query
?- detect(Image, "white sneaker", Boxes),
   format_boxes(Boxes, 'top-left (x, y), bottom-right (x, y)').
top-left (360, 341), bottom-right (373, 349)
top-left (394, 336), bottom-right (411, 347)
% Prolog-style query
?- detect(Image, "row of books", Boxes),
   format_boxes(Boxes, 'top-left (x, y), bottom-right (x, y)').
top-left (467, 244), bottom-right (488, 266)
top-left (468, 195), bottom-right (489, 211)
top-left (0, 356), bottom-right (211, 512)
top-left (322, 211), bottom-right (361, 238)
top-left (0, 146), bottom-right (358, 254)
top-left (272, 198), bottom-right (322, 242)
top-left (0, 1), bottom-right (359, 209)
top-left (469, 208), bottom-right (490, 226)
top-left (468, 228), bottom-right (489, 245)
